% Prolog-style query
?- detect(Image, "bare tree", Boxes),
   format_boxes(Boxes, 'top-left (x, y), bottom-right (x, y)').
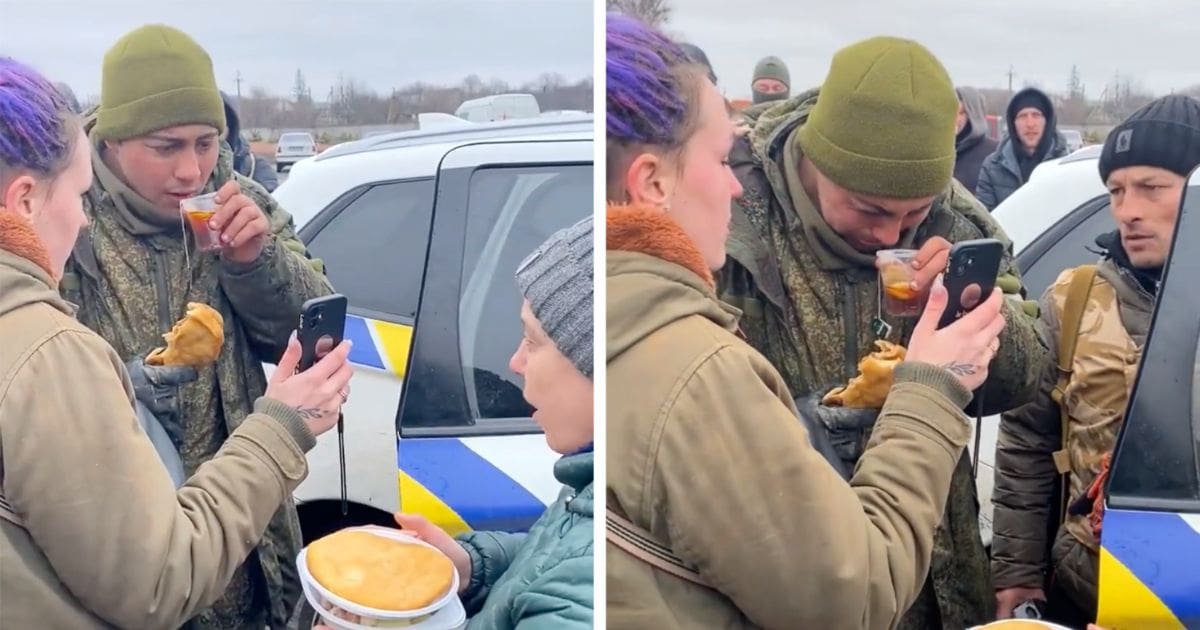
top-left (1101, 73), bottom-right (1155, 121)
top-left (1059, 65), bottom-right (1090, 126)
top-left (607, 0), bottom-right (672, 26)
top-left (462, 74), bottom-right (485, 97)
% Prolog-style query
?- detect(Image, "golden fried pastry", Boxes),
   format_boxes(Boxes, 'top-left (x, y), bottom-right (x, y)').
top-left (307, 529), bottom-right (455, 612)
top-left (146, 302), bottom-right (224, 368)
top-left (822, 340), bottom-right (906, 408)
top-left (974, 622), bottom-right (1060, 630)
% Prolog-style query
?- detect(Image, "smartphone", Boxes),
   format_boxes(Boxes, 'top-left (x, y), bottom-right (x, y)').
top-left (297, 294), bottom-right (348, 371)
top-left (937, 239), bottom-right (1005, 329)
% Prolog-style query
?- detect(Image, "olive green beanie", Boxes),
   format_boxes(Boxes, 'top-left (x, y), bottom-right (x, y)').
top-left (797, 36), bottom-right (957, 199)
top-left (94, 24), bottom-right (226, 142)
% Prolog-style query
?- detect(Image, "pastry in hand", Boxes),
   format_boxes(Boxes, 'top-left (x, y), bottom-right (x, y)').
top-left (822, 340), bottom-right (906, 408)
top-left (146, 302), bottom-right (225, 368)
top-left (306, 529), bottom-right (455, 612)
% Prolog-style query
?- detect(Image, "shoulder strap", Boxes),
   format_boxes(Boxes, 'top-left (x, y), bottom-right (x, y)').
top-left (1050, 264), bottom-right (1098, 520)
top-left (605, 507), bottom-right (711, 589)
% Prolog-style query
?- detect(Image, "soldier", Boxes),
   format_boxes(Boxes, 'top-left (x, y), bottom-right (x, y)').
top-left (750, 55), bottom-right (790, 104)
top-left (991, 95), bottom-right (1200, 626)
top-left (59, 24), bottom-right (333, 629)
top-left (718, 36), bottom-right (1047, 629)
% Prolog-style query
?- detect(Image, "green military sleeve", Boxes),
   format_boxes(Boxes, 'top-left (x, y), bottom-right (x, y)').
top-left (219, 173), bottom-right (333, 362)
top-left (945, 184), bottom-right (1050, 414)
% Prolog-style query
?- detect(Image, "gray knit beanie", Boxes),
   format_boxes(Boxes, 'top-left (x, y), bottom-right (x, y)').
top-left (515, 216), bottom-right (594, 379)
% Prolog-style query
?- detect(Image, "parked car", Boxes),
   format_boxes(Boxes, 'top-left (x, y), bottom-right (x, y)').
top-left (271, 116), bottom-right (593, 544)
top-left (1060, 129), bottom-right (1085, 154)
top-left (275, 131), bottom-right (317, 171)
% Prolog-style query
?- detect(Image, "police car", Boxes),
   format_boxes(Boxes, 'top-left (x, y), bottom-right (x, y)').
top-left (271, 115), bottom-right (593, 542)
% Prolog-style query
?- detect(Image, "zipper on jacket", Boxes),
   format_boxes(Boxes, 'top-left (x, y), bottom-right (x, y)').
top-left (151, 250), bottom-right (173, 332)
top-left (841, 277), bottom-right (860, 381)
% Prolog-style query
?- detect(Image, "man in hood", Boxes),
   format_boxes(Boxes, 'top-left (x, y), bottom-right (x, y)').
top-left (221, 91), bottom-right (279, 192)
top-left (955, 86), bottom-right (998, 193)
top-left (976, 87), bottom-right (1069, 210)
top-left (719, 36), bottom-right (1047, 630)
top-left (751, 55), bottom-right (790, 104)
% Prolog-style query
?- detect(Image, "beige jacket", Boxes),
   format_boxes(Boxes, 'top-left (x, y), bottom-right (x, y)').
top-left (605, 205), bottom-right (976, 629)
top-left (0, 213), bottom-right (316, 629)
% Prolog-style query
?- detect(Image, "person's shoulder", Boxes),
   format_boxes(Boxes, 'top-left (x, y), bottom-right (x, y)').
top-left (2, 313), bottom-right (122, 395)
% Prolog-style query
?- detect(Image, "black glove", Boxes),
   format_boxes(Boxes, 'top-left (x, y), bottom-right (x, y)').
top-left (125, 356), bottom-right (197, 451)
top-left (795, 392), bottom-right (882, 478)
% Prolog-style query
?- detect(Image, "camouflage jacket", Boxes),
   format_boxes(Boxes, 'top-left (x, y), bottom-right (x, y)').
top-left (717, 89), bottom-right (1049, 629)
top-left (992, 251), bottom-right (1153, 611)
top-left (60, 116), bottom-right (333, 630)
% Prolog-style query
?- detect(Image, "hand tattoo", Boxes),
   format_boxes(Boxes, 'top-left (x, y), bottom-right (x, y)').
top-left (940, 362), bottom-right (979, 376)
top-left (296, 407), bottom-right (326, 420)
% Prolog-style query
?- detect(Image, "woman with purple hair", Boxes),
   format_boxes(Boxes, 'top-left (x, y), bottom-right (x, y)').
top-left (0, 57), bottom-right (355, 629)
top-left (604, 14), bottom-right (1008, 628)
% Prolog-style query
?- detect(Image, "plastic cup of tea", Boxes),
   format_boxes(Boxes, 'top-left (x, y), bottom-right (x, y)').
top-left (876, 249), bottom-right (926, 317)
top-left (180, 192), bottom-right (222, 252)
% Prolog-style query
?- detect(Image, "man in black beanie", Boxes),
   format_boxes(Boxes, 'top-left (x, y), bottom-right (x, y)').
top-left (976, 87), bottom-right (1070, 209)
top-left (992, 94), bottom-right (1200, 626)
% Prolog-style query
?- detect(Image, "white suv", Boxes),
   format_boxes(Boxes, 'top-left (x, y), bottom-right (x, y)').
top-left (272, 115), bottom-right (593, 543)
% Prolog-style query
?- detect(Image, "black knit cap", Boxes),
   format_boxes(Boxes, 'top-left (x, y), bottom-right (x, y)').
top-left (1099, 94), bottom-right (1200, 183)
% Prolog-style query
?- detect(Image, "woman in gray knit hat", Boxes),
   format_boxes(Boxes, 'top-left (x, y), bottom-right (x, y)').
top-left (318, 216), bottom-right (595, 630)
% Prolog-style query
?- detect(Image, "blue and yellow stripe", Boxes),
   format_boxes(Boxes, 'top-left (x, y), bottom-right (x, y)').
top-left (342, 314), bottom-right (413, 377)
top-left (1097, 508), bottom-right (1200, 629)
top-left (397, 438), bottom-right (547, 537)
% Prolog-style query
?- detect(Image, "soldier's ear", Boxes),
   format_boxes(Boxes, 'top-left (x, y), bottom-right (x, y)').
top-left (623, 152), bottom-right (674, 208)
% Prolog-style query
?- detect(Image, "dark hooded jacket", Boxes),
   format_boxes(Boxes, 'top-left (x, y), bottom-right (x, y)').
top-left (976, 87), bottom-right (1069, 210)
top-left (954, 87), bottom-right (998, 194)
top-left (222, 93), bottom-right (279, 193)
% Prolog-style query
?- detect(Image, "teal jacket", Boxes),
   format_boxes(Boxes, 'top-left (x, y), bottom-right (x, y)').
top-left (457, 450), bottom-right (594, 629)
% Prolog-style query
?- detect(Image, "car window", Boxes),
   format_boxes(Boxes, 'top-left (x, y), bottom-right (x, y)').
top-left (458, 164), bottom-right (592, 420)
top-left (306, 179), bottom-right (435, 321)
top-left (1107, 183), bottom-right (1200, 510)
top-left (1019, 195), bottom-right (1116, 298)
top-left (280, 134), bottom-right (312, 145)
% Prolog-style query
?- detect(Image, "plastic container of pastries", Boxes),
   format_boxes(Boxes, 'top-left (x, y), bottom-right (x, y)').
top-left (968, 620), bottom-right (1076, 630)
top-left (298, 527), bottom-right (466, 629)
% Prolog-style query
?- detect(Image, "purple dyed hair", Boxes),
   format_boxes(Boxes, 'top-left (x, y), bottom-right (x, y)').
top-left (606, 13), bottom-right (702, 150)
top-left (0, 57), bottom-right (78, 183)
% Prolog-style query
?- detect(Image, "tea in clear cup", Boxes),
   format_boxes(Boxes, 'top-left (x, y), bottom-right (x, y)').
top-left (179, 192), bottom-right (221, 252)
top-left (876, 249), bottom-right (926, 317)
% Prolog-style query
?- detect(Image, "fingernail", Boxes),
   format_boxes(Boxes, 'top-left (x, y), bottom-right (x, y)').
top-left (934, 273), bottom-right (945, 289)
top-left (208, 220), bottom-right (217, 229)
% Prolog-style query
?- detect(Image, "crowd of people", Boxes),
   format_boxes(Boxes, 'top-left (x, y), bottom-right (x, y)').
top-left (0, 22), bottom-right (594, 630)
top-left (606, 12), bottom-right (1198, 630)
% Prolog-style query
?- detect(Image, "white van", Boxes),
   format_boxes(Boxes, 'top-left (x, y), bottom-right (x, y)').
top-left (454, 93), bottom-right (540, 122)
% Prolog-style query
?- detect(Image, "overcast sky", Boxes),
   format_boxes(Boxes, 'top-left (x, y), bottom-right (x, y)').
top-left (0, 0), bottom-right (593, 99)
top-left (667, 0), bottom-right (1199, 100)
